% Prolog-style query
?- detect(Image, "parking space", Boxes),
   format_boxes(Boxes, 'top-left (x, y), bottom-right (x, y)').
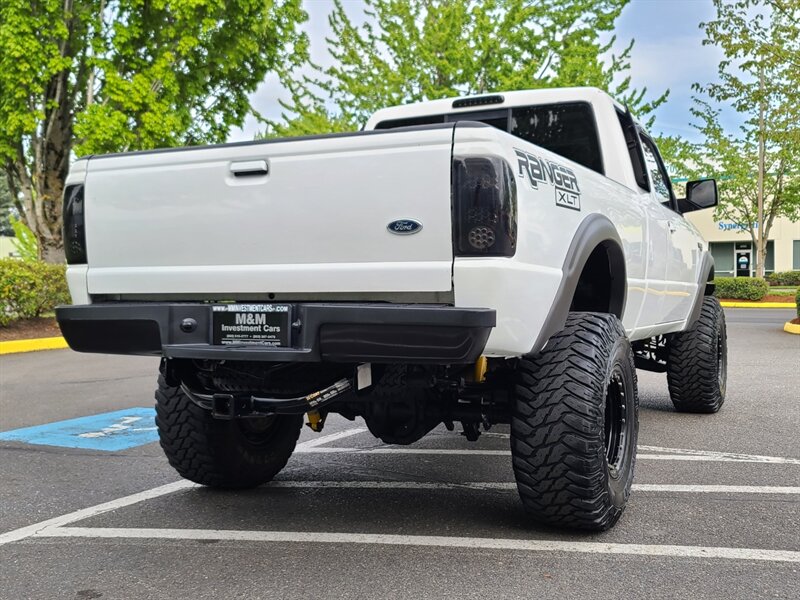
top-left (1, 308), bottom-right (798, 599)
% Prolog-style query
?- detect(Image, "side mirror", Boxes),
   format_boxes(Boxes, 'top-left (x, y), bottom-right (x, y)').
top-left (678, 179), bottom-right (718, 213)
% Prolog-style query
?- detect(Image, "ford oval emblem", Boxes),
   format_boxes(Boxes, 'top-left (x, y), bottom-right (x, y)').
top-left (387, 219), bottom-right (423, 235)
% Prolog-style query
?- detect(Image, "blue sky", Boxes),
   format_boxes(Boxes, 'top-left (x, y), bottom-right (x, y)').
top-left (230, 0), bottom-right (731, 142)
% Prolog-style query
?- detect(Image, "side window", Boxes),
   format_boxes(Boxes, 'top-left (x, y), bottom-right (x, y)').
top-left (511, 103), bottom-right (604, 174)
top-left (639, 136), bottom-right (672, 207)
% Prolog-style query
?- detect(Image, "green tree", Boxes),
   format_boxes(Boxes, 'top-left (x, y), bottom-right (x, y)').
top-left (691, 0), bottom-right (800, 277)
top-left (269, 0), bottom-right (668, 137)
top-left (0, 0), bottom-right (308, 263)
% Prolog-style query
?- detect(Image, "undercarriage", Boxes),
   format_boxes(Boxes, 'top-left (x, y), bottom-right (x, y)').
top-left (163, 358), bottom-right (514, 445)
top-left (166, 332), bottom-right (675, 445)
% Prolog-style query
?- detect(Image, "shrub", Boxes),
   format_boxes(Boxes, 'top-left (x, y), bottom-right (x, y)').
top-left (713, 277), bottom-right (768, 301)
top-left (0, 259), bottom-right (70, 326)
top-left (796, 289), bottom-right (799, 318)
top-left (766, 271), bottom-right (800, 287)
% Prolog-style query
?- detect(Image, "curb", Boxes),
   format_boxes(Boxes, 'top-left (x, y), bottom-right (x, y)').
top-left (719, 301), bottom-right (796, 308)
top-left (784, 321), bottom-right (800, 335)
top-left (0, 336), bottom-right (69, 355)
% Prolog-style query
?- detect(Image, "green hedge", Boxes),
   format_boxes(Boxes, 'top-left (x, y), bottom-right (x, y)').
top-left (713, 277), bottom-right (769, 301)
top-left (796, 289), bottom-right (799, 318)
top-left (766, 271), bottom-right (800, 287)
top-left (0, 259), bottom-right (70, 326)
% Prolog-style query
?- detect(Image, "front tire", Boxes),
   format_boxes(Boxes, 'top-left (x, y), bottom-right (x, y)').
top-left (666, 296), bottom-right (727, 413)
top-left (155, 375), bottom-right (302, 488)
top-left (511, 312), bottom-right (639, 531)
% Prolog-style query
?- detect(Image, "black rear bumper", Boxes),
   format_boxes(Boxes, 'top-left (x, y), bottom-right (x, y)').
top-left (55, 303), bottom-right (495, 364)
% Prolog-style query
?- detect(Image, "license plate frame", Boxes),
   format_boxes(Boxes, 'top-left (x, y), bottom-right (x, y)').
top-left (211, 304), bottom-right (292, 347)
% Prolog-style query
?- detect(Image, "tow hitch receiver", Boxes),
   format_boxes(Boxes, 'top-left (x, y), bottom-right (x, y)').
top-left (186, 377), bottom-right (354, 419)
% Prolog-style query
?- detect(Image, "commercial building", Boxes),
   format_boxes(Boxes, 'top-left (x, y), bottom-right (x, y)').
top-left (0, 235), bottom-right (20, 259)
top-left (685, 212), bottom-right (800, 277)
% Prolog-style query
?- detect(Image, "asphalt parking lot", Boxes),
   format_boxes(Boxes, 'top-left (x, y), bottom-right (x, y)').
top-left (1, 308), bottom-right (798, 600)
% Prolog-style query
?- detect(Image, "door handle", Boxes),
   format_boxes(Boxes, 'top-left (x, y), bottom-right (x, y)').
top-left (230, 160), bottom-right (268, 177)
top-left (668, 221), bottom-right (678, 233)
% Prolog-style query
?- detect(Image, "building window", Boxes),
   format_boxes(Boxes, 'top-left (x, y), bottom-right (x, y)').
top-left (794, 240), bottom-right (800, 270)
top-left (710, 240), bottom-right (775, 277)
top-left (752, 240), bottom-right (775, 274)
top-left (710, 242), bottom-right (734, 277)
top-left (766, 240), bottom-right (775, 274)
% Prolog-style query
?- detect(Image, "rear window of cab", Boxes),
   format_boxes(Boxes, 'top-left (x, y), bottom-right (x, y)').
top-left (374, 101), bottom-right (604, 174)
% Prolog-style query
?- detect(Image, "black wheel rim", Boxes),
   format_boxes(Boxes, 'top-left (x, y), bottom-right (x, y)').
top-left (604, 365), bottom-right (628, 478)
top-left (717, 321), bottom-right (727, 395)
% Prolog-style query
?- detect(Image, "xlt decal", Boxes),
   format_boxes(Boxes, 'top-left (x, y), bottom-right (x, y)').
top-left (514, 148), bottom-right (581, 211)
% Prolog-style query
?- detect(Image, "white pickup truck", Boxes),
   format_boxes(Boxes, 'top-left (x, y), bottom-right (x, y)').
top-left (57, 87), bottom-right (727, 531)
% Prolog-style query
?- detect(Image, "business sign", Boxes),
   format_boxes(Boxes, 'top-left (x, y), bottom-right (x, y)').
top-left (717, 221), bottom-right (758, 231)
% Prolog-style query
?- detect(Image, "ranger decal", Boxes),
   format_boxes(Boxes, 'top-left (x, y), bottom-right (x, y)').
top-left (514, 148), bottom-right (581, 211)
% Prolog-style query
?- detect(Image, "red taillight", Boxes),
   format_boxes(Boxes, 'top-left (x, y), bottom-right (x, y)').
top-left (452, 156), bottom-right (517, 257)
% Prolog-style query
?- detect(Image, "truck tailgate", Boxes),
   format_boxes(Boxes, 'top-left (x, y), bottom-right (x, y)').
top-left (83, 126), bottom-right (456, 296)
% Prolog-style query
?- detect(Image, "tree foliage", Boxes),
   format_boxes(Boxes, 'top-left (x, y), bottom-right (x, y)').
top-left (9, 216), bottom-right (39, 262)
top-left (691, 99), bottom-right (799, 255)
top-left (268, 0), bottom-right (668, 137)
top-left (666, 0), bottom-right (800, 277)
top-left (0, 0), bottom-right (308, 262)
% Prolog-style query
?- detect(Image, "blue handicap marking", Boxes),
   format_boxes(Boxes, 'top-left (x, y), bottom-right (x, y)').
top-left (0, 407), bottom-right (159, 451)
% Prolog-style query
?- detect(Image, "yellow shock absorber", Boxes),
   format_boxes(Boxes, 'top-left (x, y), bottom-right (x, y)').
top-left (306, 410), bottom-right (326, 432)
top-left (474, 355), bottom-right (488, 383)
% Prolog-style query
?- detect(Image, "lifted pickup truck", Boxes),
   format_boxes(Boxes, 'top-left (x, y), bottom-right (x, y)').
top-left (57, 87), bottom-right (727, 531)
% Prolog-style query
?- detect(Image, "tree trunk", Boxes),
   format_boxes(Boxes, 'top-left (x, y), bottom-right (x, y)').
top-left (755, 68), bottom-right (766, 278)
top-left (756, 234), bottom-right (769, 281)
top-left (40, 238), bottom-right (66, 264)
top-left (4, 0), bottom-right (76, 264)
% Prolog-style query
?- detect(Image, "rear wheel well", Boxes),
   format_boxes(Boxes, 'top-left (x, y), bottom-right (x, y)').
top-left (570, 241), bottom-right (626, 318)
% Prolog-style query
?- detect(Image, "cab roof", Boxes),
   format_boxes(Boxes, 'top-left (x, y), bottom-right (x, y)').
top-left (365, 87), bottom-right (626, 130)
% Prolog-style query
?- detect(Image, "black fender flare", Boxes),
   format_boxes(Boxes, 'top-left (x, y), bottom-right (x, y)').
top-left (530, 214), bottom-right (627, 354)
top-left (684, 251), bottom-right (715, 329)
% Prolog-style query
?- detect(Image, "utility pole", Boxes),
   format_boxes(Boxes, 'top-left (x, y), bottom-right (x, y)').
top-left (756, 66), bottom-right (765, 278)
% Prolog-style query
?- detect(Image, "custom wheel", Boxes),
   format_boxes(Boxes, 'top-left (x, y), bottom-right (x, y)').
top-left (155, 375), bottom-right (302, 488)
top-left (667, 296), bottom-right (727, 413)
top-left (511, 312), bottom-right (639, 531)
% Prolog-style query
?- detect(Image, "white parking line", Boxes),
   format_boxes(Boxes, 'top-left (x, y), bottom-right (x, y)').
top-left (265, 481), bottom-right (800, 495)
top-left (6, 477), bottom-right (795, 548)
top-left (294, 427), bottom-right (367, 450)
top-left (296, 429), bottom-right (800, 465)
top-left (0, 474), bottom-right (800, 562)
top-left (639, 445), bottom-right (800, 465)
top-left (0, 480), bottom-right (195, 547)
top-left (273, 480), bottom-right (517, 490)
top-left (637, 454), bottom-right (800, 464)
top-left (2, 426), bottom-right (796, 550)
top-left (297, 446), bottom-right (800, 464)
top-left (633, 484), bottom-right (800, 494)
top-left (295, 447), bottom-right (507, 455)
top-left (33, 526), bottom-right (800, 563)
